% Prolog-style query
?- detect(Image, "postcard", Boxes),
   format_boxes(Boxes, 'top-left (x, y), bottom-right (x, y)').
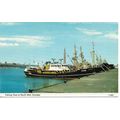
top-left (0, 22), bottom-right (118, 97)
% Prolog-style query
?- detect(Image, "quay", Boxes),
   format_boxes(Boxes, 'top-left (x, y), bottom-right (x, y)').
top-left (33, 69), bottom-right (118, 93)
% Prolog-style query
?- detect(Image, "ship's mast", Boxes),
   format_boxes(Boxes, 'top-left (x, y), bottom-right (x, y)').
top-left (96, 54), bottom-right (99, 65)
top-left (90, 41), bottom-right (96, 67)
top-left (73, 44), bottom-right (77, 66)
top-left (99, 55), bottom-right (102, 64)
top-left (80, 46), bottom-right (84, 64)
top-left (63, 48), bottom-right (66, 64)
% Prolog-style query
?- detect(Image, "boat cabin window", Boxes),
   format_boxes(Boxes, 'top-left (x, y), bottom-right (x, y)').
top-left (51, 65), bottom-right (61, 67)
top-left (62, 65), bottom-right (68, 67)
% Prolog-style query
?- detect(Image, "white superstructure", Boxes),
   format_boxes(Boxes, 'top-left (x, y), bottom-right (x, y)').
top-left (48, 64), bottom-right (70, 71)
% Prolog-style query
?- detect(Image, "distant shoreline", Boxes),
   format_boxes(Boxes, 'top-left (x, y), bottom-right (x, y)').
top-left (0, 66), bottom-right (26, 68)
top-left (0, 63), bottom-right (27, 68)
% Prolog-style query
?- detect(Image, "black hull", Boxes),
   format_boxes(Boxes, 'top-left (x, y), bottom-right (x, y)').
top-left (24, 65), bottom-right (115, 79)
top-left (24, 68), bottom-right (94, 79)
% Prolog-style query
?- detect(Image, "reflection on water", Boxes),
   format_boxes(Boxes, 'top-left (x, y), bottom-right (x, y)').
top-left (0, 68), bottom-right (64, 93)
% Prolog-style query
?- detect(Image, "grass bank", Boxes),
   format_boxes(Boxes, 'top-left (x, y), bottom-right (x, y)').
top-left (33, 69), bottom-right (118, 93)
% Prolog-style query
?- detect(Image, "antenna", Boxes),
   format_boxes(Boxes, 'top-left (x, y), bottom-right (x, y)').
top-left (51, 58), bottom-right (56, 63)
top-left (59, 58), bottom-right (63, 64)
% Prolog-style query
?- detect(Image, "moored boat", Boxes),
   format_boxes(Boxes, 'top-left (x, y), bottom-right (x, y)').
top-left (24, 63), bottom-right (93, 79)
top-left (24, 43), bottom-right (115, 79)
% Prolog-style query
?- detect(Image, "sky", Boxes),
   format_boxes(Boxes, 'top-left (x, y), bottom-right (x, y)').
top-left (0, 22), bottom-right (118, 65)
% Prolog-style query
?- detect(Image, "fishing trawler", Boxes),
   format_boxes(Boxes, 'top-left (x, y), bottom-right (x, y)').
top-left (24, 46), bottom-right (94, 78)
top-left (24, 43), bottom-right (114, 79)
top-left (24, 62), bottom-right (93, 79)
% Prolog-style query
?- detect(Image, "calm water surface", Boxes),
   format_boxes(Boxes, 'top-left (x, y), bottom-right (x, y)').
top-left (0, 68), bottom-right (64, 93)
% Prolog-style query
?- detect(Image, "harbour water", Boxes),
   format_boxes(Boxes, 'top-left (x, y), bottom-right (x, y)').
top-left (0, 68), bottom-right (64, 93)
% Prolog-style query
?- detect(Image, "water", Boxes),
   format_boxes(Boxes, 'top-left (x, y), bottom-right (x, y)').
top-left (0, 68), bottom-right (64, 93)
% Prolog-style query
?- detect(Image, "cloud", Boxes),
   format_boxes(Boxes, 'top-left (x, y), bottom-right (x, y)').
top-left (0, 42), bottom-right (19, 47)
top-left (0, 22), bottom-right (19, 26)
top-left (76, 28), bottom-right (103, 35)
top-left (76, 27), bottom-right (118, 41)
top-left (0, 36), bottom-right (53, 47)
top-left (104, 32), bottom-right (118, 40)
